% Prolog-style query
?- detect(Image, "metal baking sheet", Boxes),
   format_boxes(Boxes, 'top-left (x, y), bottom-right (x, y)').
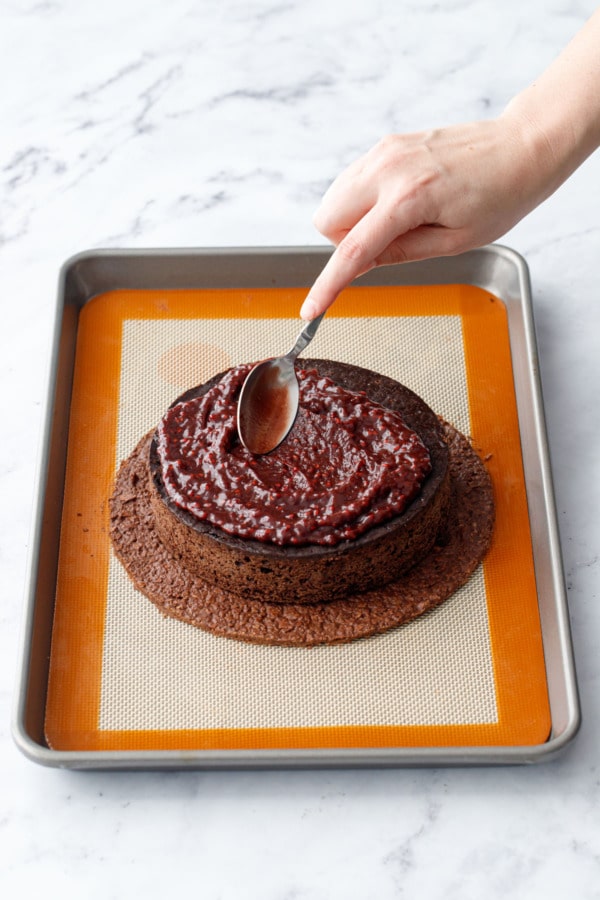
top-left (13, 245), bottom-right (580, 768)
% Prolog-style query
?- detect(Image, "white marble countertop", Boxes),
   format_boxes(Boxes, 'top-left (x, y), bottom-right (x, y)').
top-left (1, 0), bottom-right (599, 896)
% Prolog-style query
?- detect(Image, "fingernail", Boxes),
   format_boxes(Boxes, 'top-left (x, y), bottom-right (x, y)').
top-left (300, 297), bottom-right (319, 321)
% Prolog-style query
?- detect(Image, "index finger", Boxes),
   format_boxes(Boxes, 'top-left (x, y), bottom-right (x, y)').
top-left (300, 203), bottom-right (401, 320)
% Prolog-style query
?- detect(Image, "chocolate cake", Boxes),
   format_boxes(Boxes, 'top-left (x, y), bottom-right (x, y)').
top-left (147, 360), bottom-right (451, 605)
top-left (109, 359), bottom-right (495, 646)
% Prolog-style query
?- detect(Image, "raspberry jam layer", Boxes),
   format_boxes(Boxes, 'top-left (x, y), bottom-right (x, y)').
top-left (156, 364), bottom-right (432, 546)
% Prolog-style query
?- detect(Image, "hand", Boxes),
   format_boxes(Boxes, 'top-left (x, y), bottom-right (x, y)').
top-left (300, 8), bottom-right (600, 321)
top-left (300, 115), bottom-right (552, 320)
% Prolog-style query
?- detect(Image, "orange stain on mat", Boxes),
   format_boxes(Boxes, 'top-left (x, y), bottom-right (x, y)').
top-left (157, 342), bottom-right (232, 388)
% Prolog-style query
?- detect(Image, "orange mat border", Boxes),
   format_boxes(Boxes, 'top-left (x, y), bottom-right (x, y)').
top-left (45, 284), bottom-right (551, 752)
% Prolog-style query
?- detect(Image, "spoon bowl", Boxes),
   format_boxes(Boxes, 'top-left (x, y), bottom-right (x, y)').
top-left (237, 313), bottom-right (324, 454)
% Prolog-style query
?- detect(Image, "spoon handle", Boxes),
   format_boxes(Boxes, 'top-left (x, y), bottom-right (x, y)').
top-left (284, 312), bottom-right (325, 362)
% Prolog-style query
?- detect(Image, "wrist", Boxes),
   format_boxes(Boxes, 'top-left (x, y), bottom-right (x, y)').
top-left (499, 99), bottom-right (569, 204)
top-left (501, 11), bottom-right (600, 197)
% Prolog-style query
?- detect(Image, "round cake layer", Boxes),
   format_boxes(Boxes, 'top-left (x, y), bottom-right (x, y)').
top-left (155, 362), bottom-right (433, 546)
top-left (148, 360), bottom-right (451, 605)
top-left (109, 423), bottom-right (495, 647)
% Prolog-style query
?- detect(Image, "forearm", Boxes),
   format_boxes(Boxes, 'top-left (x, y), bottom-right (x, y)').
top-left (503, 8), bottom-right (600, 200)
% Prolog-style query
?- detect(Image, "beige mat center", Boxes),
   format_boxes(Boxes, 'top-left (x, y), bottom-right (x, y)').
top-left (100, 315), bottom-right (497, 731)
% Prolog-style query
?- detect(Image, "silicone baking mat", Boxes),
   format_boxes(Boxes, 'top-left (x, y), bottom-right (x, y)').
top-left (45, 284), bottom-right (551, 752)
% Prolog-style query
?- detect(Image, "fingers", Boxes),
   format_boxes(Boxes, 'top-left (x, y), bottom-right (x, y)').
top-left (300, 220), bottom-right (476, 321)
top-left (301, 122), bottom-right (525, 319)
top-left (301, 203), bottom-right (402, 320)
top-left (313, 156), bottom-right (375, 245)
top-left (303, 139), bottom-right (443, 319)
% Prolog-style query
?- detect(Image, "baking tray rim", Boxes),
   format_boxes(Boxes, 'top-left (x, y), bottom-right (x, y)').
top-left (12, 243), bottom-right (581, 769)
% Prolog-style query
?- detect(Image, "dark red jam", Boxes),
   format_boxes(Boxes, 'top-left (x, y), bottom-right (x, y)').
top-left (156, 364), bottom-right (432, 547)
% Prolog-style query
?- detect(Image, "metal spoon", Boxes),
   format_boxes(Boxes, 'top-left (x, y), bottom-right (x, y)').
top-left (237, 312), bottom-right (325, 454)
